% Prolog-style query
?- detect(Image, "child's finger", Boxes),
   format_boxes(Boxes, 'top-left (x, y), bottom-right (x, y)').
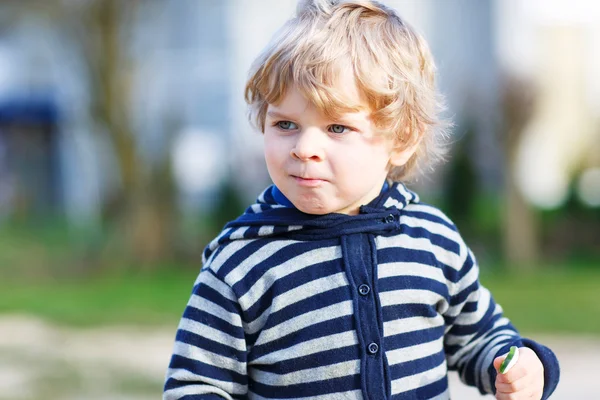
top-left (495, 373), bottom-right (532, 393)
top-left (495, 362), bottom-right (528, 384)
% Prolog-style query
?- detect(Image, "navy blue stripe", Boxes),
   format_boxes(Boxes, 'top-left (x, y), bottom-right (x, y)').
top-left (245, 225), bottom-right (262, 238)
top-left (251, 315), bottom-right (355, 360)
top-left (449, 279), bottom-right (479, 308)
top-left (180, 394), bottom-right (231, 400)
top-left (214, 240), bottom-right (271, 278)
top-left (385, 325), bottom-right (445, 350)
top-left (379, 275), bottom-right (449, 297)
top-left (402, 208), bottom-right (457, 231)
top-left (166, 355), bottom-right (246, 387)
top-left (248, 373), bottom-right (361, 398)
top-left (399, 224), bottom-right (461, 255)
top-left (262, 286), bottom-right (351, 330)
top-left (192, 278), bottom-right (242, 316)
top-left (388, 349), bottom-right (446, 379)
top-left (182, 308), bottom-right (244, 341)
top-left (381, 303), bottom-right (439, 322)
top-left (462, 300), bottom-right (478, 313)
top-left (243, 260), bottom-right (343, 323)
top-left (377, 247), bottom-right (437, 267)
top-left (252, 344), bottom-right (361, 374)
top-left (175, 329), bottom-right (245, 360)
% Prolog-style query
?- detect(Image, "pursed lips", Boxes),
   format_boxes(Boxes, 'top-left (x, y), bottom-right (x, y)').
top-left (291, 174), bottom-right (327, 187)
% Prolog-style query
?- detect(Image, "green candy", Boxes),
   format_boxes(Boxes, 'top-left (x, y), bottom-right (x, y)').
top-left (499, 346), bottom-right (519, 374)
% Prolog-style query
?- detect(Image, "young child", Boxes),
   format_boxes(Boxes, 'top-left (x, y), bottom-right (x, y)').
top-left (164, 1), bottom-right (560, 399)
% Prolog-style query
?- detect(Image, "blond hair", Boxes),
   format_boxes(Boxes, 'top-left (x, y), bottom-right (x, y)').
top-left (245, 0), bottom-right (449, 181)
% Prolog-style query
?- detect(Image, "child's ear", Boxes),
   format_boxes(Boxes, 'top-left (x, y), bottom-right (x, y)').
top-left (389, 127), bottom-right (421, 167)
top-left (389, 143), bottom-right (418, 167)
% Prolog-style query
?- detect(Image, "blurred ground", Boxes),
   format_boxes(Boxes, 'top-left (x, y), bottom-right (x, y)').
top-left (0, 315), bottom-right (598, 399)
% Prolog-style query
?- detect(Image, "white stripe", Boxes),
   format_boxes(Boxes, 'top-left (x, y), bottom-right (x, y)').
top-left (165, 369), bottom-right (246, 398)
top-left (210, 236), bottom-right (256, 273)
top-left (257, 189), bottom-right (267, 203)
top-left (238, 246), bottom-right (341, 310)
top-left (444, 287), bottom-right (492, 331)
top-left (194, 271), bottom-right (237, 302)
top-left (376, 234), bottom-right (464, 272)
top-left (383, 197), bottom-right (401, 208)
top-left (270, 272), bottom-right (348, 314)
top-left (447, 318), bottom-right (516, 367)
top-left (244, 306), bottom-right (271, 336)
top-left (258, 225), bottom-right (274, 236)
top-left (386, 338), bottom-right (444, 366)
top-left (251, 204), bottom-right (263, 213)
top-left (251, 360), bottom-right (360, 386)
top-left (378, 261), bottom-right (446, 284)
top-left (383, 316), bottom-right (444, 337)
top-left (252, 331), bottom-right (358, 364)
top-left (178, 318), bottom-right (246, 352)
top-left (204, 227), bottom-right (233, 263)
top-left (188, 294), bottom-right (242, 328)
top-left (391, 360), bottom-right (447, 395)
top-left (397, 183), bottom-right (416, 204)
top-left (400, 215), bottom-right (462, 246)
top-left (406, 203), bottom-right (453, 226)
top-left (379, 289), bottom-right (446, 308)
top-left (254, 301), bottom-right (354, 347)
top-left (229, 226), bottom-right (250, 240)
top-left (444, 268), bottom-right (483, 319)
top-left (248, 389), bottom-right (363, 400)
top-left (224, 240), bottom-right (298, 287)
top-left (172, 340), bottom-right (246, 375)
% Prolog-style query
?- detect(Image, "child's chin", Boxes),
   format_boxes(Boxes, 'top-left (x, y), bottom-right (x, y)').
top-left (294, 201), bottom-right (332, 215)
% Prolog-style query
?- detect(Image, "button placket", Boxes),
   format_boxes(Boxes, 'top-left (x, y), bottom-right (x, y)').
top-left (342, 234), bottom-right (386, 398)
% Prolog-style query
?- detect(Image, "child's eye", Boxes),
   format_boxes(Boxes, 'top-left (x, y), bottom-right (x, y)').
top-left (329, 124), bottom-right (349, 134)
top-left (276, 121), bottom-right (298, 130)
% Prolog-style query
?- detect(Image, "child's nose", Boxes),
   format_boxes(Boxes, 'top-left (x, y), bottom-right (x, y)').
top-left (290, 128), bottom-right (325, 161)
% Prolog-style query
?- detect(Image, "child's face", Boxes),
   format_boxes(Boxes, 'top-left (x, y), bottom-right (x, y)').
top-left (263, 82), bottom-right (413, 215)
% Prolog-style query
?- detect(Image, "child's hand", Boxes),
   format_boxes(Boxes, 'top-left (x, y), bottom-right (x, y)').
top-left (493, 347), bottom-right (544, 399)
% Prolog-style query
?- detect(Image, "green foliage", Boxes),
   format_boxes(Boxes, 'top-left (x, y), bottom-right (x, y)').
top-left (481, 266), bottom-right (600, 335)
top-left (0, 260), bottom-right (598, 335)
top-left (0, 204), bottom-right (598, 334)
top-left (0, 268), bottom-right (197, 327)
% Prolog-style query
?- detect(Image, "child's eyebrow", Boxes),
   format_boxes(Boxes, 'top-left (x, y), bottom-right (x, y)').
top-left (266, 111), bottom-right (296, 120)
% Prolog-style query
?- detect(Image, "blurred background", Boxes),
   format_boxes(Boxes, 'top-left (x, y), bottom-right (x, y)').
top-left (0, 0), bottom-right (598, 399)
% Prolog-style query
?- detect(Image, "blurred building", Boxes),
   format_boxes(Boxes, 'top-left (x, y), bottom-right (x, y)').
top-left (0, 0), bottom-right (598, 225)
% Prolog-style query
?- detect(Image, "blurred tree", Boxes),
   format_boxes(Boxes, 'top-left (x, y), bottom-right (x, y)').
top-left (28, 0), bottom-right (177, 267)
top-left (500, 75), bottom-right (539, 268)
top-left (84, 0), bottom-right (176, 267)
top-left (445, 120), bottom-right (477, 231)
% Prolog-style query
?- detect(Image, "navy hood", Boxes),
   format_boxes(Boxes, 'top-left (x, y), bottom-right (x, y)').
top-left (203, 182), bottom-right (420, 263)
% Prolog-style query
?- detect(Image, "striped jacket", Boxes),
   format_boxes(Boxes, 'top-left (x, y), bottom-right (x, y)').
top-left (164, 183), bottom-right (559, 399)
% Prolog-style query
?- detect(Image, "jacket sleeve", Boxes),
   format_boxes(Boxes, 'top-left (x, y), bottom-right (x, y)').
top-left (442, 247), bottom-right (559, 398)
top-left (164, 268), bottom-right (248, 400)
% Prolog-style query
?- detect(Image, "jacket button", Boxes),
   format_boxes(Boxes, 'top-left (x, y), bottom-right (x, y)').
top-left (358, 284), bottom-right (370, 296)
top-left (367, 342), bottom-right (379, 354)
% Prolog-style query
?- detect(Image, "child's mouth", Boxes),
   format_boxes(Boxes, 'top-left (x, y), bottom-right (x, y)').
top-left (292, 176), bottom-right (326, 187)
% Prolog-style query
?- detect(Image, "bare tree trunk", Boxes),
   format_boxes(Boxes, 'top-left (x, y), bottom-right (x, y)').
top-left (81, 0), bottom-right (175, 266)
top-left (501, 76), bottom-right (539, 268)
